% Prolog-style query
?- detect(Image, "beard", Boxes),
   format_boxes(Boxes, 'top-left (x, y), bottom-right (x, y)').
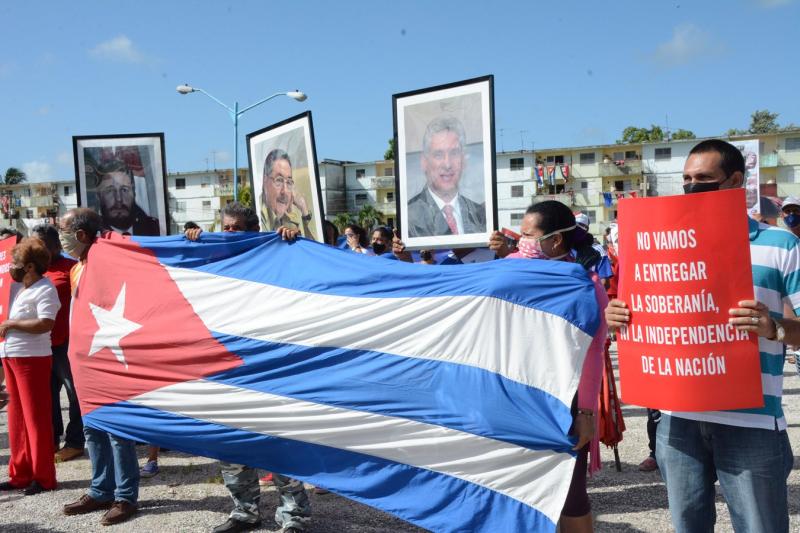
top-left (101, 202), bottom-right (134, 228)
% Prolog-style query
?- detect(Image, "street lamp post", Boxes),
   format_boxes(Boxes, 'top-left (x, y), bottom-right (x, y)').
top-left (177, 84), bottom-right (307, 197)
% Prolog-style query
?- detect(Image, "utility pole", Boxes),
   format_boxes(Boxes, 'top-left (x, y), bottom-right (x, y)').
top-left (499, 128), bottom-right (505, 152)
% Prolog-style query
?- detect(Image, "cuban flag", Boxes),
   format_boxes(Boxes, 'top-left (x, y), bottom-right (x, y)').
top-left (70, 232), bottom-right (601, 533)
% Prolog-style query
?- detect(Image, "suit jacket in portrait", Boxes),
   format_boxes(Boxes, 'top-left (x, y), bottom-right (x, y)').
top-left (103, 203), bottom-right (160, 236)
top-left (406, 187), bottom-right (486, 238)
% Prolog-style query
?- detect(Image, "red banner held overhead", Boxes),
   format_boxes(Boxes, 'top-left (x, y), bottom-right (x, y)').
top-left (616, 188), bottom-right (762, 411)
top-left (0, 237), bottom-right (17, 340)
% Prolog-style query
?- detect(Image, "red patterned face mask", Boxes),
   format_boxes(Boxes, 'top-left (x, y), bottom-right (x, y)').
top-left (516, 224), bottom-right (576, 260)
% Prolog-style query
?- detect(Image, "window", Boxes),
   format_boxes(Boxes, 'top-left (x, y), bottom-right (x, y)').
top-left (175, 201), bottom-right (186, 212)
top-left (655, 147), bottom-right (672, 160)
top-left (510, 212), bottom-right (525, 224)
top-left (386, 192), bottom-right (394, 202)
top-left (786, 138), bottom-right (800, 151)
top-left (580, 181), bottom-right (588, 190)
top-left (510, 185), bottom-right (524, 197)
top-left (579, 152), bottom-right (596, 165)
top-left (585, 210), bottom-right (596, 223)
top-left (202, 200), bottom-right (212, 208)
top-left (612, 152), bottom-right (624, 161)
top-left (63, 185), bottom-right (71, 196)
top-left (386, 218), bottom-right (395, 227)
top-left (546, 155), bottom-right (565, 164)
top-left (176, 178), bottom-right (186, 190)
top-left (355, 193), bottom-right (368, 204)
top-left (355, 168), bottom-right (366, 178)
top-left (383, 167), bottom-right (394, 177)
top-left (547, 184), bottom-right (566, 194)
top-left (614, 180), bottom-right (625, 191)
top-left (510, 157), bottom-right (524, 171)
top-left (625, 151), bottom-right (638, 160)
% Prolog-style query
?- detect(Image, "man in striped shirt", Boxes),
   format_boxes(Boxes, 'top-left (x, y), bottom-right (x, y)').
top-left (606, 139), bottom-right (798, 533)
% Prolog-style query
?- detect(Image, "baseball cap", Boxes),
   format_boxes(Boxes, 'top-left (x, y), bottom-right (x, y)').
top-left (781, 196), bottom-right (800, 210)
top-left (575, 212), bottom-right (590, 228)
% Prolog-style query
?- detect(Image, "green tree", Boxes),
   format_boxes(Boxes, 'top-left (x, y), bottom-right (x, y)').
top-left (384, 138), bottom-right (396, 161)
top-left (237, 184), bottom-right (253, 208)
top-left (617, 125), bottom-right (664, 144)
top-left (727, 128), bottom-right (747, 137)
top-left (4, 167), bottom-right (27, 185)
top-left (357, 204), bottom-right (383, 232)
top-left (333, 212), bottom-right (353, 232)
top-left (748, 109), bottom-right (780, 134)
top-left (671, 129), bottom-right (696, 140)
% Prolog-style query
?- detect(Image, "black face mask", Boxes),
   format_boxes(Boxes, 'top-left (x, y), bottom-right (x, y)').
top-left (683, 175), bottom-right (730, 195)
top-left (372, 243), bottom-right (386, 255)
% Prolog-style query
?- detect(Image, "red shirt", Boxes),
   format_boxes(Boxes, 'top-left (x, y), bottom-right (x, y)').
top-left (45, 255), bottom-right (77, 347)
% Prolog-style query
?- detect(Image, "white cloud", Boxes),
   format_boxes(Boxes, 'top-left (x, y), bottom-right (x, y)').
top-left (651, 24), bottom-right (724, 67)
top-left (56, 151), bottom-right (72, 166)
top-left (89, 35), bottom-right (145, 63)
top-left (21, 161), bottom-right (54, 181)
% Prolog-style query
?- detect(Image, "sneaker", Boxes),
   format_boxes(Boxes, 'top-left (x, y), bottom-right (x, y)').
top-left (212, 517), bottom-right (261, 533)
top-left (258, 472), bottom-right (274, 486)
top-left (0, 481), bottom-right (20, 491)
top-left (100, 500), bottom-right (137, 526)
top-left (139, 460), bottom-right (159, 478)
top-left (64, 494), bottom-right (114, 515)
top-left (638, 456), bottom-right (658, 472)
top-left (55, 446), bottom-right (85, 463)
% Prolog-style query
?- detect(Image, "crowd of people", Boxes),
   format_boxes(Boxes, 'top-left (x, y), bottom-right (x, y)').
top-left (0, 137), bottom-right (797, 533)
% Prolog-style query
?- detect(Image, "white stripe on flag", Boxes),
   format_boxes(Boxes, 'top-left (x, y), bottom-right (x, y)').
top-left (130, 379), bottom-right (576, 523)
top-left (166, 267), bottom-right (592, 407)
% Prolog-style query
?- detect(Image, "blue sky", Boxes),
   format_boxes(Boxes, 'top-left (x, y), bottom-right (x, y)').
top-left (1, 0), bottom-right (798, 182)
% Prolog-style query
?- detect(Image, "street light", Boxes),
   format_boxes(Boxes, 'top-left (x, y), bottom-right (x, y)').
top-left (176, 83), bottom-right (307, 197)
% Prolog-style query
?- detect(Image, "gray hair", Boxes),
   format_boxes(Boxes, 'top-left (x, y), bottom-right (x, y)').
top-left (263, 149), bottom-right (292, 179)
top-left (422, 115), bottom-right (466, 155)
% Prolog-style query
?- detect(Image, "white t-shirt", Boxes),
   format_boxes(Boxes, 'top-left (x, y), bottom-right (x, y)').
top-left (1, 277), bottom-right (60, 358)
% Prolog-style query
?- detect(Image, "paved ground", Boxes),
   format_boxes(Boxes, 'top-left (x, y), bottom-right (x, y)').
top-left (1, 345), bottom-right (799, 532)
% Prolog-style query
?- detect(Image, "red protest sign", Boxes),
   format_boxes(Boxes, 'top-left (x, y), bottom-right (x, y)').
top-left (617, 188), bottom-right (761, 411)
top-left (0, 237), bottom-right (17, 340)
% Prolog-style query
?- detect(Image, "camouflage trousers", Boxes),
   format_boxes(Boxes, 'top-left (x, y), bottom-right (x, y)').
top-left (220, 462), bottom-right (311, 530)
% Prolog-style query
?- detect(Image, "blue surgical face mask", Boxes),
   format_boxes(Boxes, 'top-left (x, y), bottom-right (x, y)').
top-left (785, 213), bottom-right (800, 228)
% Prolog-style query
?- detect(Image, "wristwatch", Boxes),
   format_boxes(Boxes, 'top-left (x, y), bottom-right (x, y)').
top-left (302, 213), bottom-right (313, 222)
top-left (769, 318), bottom-right (786, 342)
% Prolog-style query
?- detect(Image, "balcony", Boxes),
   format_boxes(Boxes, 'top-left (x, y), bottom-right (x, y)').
top-left (374, 201), bottom-right (397, 214)
top-left (21, 195), bottom-right (56, 208)
top-left (532, 193), bottom-right (575, 206)
top-left (215, 183), bottom-right (234, 196)
top-left (372, 176), bottom-right (395, 189)
top-left (599, 160), bottom-right (642, 177)
top-left (760, 153), bottom-right (778, 167)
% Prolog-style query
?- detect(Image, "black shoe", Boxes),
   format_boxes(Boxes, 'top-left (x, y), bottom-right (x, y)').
top-left (0, 481), bottom-right (19, 491)
top-left (211, 518), bottom-right (261, 533)
top-left (23, 481), bottom-right (52, 496)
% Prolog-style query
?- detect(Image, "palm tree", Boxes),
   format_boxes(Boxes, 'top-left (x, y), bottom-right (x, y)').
top-left (332, 212), bottom-right (353, 233)
top-left (357, 204), bottom-right (383, 232)
top-left (4, 168), bottom-right (27, 185)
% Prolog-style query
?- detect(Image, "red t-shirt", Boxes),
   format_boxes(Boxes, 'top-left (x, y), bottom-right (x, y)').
top-left (45, 255), bottom-right (77, 347)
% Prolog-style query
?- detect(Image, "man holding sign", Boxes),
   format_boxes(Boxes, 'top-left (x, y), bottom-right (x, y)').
top-left (606, 139), bottom-right (799, 533)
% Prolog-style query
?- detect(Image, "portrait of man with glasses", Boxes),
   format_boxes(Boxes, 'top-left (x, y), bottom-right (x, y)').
top-left (260, 148), bottom-right (315, 240)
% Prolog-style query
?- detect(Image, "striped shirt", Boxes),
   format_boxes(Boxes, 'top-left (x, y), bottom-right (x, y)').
top-left (670, 218), bottom-right (800, 430)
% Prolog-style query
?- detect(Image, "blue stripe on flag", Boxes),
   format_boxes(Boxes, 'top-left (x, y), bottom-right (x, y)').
top-left (85, 403), bottom-right (557, 533)
top-left (129, 233), bottom-right (600, 336)
top-left (206, 332), bottom-right (577, 454)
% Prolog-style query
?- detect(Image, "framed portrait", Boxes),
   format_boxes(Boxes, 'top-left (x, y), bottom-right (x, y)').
top-left (73, 133), bottom-right (169, 236)
top-left (733, 139), bottom-right (760, 215)
top-left (393, 75), bottom-right (497, 249)
top-left (247, 111), bottom-right (323, 242)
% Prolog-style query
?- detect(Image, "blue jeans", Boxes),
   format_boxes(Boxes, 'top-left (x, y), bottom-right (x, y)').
top-left (84, 426), bottom-right (140, 504)
top-left (656, 414), bottom-right (793, 533)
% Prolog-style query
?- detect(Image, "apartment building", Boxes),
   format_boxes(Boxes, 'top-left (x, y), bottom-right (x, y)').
top-left (166, 168), bottom-right (242, 233)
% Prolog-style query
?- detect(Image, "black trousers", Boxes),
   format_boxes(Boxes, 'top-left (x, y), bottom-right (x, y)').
top-left (51, 342), bottom-right (84, 449)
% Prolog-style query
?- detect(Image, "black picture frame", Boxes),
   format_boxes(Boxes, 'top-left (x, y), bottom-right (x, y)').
top-left (72, 133), bottom-right (169, 236)
top-left (392, 75), bottom-right (497, 250)
top-left (246, 111), bottom-right (324, 242)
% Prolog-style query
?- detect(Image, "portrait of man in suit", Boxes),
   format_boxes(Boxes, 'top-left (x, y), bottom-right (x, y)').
top-left (406, 116), bottom-right (486, 238)
top-left (93, 159), bottom-right (160, 236)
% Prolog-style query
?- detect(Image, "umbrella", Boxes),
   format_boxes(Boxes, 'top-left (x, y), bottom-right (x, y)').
top-left (598, 337), bottom-right (626, 471)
